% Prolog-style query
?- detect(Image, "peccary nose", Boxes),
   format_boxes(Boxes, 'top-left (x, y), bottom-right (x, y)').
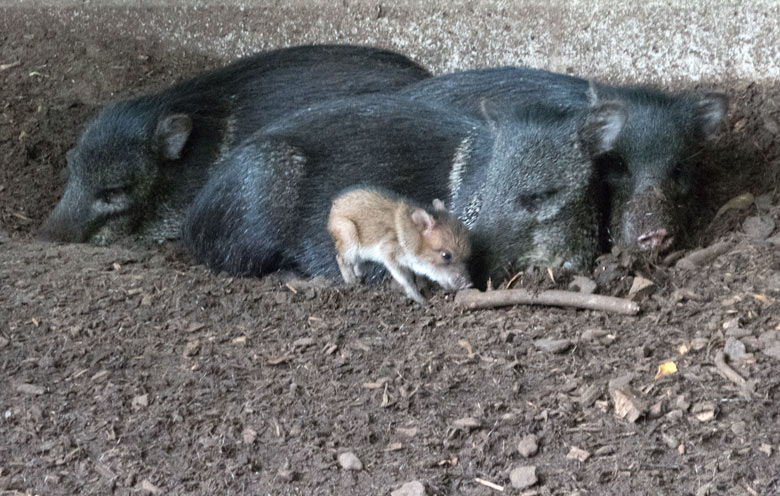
top-left (637, 228), bottom-right (673, 252)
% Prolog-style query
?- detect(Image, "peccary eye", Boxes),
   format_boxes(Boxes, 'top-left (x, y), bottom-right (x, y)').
top-left (441, 251), bottom-right (452, 262)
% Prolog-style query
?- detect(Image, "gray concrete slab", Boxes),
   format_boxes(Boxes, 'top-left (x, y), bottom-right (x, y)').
top-left (2, 0), bottom-right (777, 84)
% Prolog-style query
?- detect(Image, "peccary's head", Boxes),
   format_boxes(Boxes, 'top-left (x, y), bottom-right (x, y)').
top-left (466, 99), bottom-right (626, 284)
top-left (37, 100), bottom-right (193, 244)
top-left (595, 88), bottom-right (728, 253)
top-left (401, 199), bottom-right (472, 291)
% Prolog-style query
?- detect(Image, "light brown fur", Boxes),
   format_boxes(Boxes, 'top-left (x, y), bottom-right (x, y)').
top-left (328, 189), bottom-right (472, 304)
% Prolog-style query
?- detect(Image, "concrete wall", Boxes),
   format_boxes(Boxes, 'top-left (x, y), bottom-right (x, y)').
top-left (3, 0), bottom-right (779, 86)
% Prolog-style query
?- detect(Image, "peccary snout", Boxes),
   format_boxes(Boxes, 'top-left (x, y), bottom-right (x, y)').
top-left (618, 186), bottom-right (676, 253)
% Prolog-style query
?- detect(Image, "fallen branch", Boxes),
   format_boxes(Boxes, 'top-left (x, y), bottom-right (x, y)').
top-left (455, 289), bottom-right (640, 315)
top-left (675, 241), bottom-right (732, 270)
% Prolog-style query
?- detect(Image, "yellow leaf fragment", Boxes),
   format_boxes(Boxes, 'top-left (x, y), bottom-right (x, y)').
top-left (752, 293), bottom-right (771, 304)
top-left (655, 361), bottom-right (678, 379)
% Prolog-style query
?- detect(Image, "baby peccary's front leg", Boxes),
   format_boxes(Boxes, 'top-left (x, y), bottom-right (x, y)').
top-left (335, 254), bottom-right (358, 284)
top-left (382, 258), bottom-right (426, 305)
top-left (329, 215), bottom-right (360, 285)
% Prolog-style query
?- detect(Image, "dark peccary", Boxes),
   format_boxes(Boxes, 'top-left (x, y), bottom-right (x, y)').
top-left (400, 67), bottom-right (728, 253)
top-left (37, 45), bottom-right (431, 244)
top-left (182, 93), bottom-right (626, 286)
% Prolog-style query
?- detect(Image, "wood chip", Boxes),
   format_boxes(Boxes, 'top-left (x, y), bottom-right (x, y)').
top-left (183, 339), bottom-right (201, 357)
top-left (567, 446), bottom-right (591, 462)
top-left (609, 387), bottom-right (646, 423)
top-left (91, 370), bottom-right (108, 382)
top-left (628, 276), bottom-right (655, 299)
top-left (267, 352), bottom-right (291, 365)
top-left (242, 427), bottom-right (257, 444)
top-left (16, 383), bottom-right (45, 395)
top-left (452, 417), bottom-right (481, 429)
top-left (94, 462), bottom-right (116, 480)
top-left (131, 394), bottom-right (149, 409)
top-left (396, 427), bottom-right (418, 438)
top-left (140, 479), bottom-right (162, 494)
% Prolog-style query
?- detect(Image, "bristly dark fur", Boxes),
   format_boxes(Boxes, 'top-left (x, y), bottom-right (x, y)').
top-left (401, 66), bottom-right (727, 254)
top-left (39, 45), bottom-right (431, 244)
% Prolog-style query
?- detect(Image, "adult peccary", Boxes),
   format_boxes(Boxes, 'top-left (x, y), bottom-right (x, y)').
top-left (400, 67), bottom-right (728, 253)
top-left (37, 45), bottom-right (431, 244)
top-left (182, 93), bottom-right (626, 286)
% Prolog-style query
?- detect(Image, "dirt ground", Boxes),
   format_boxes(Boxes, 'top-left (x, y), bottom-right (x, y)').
top-left (2, 6), bottom-right (780, 496)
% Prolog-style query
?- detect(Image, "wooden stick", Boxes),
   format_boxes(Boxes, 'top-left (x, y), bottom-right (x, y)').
top-left (455, 289), bottom-right (640, 315)
top-left (675, 241), bottom-right (732, 270)
top-left (474, 478), bottom-right (504, 492)
top-left (713, 351), bottom-right (747, 388)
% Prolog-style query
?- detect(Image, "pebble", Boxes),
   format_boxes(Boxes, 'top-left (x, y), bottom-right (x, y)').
top-left (391, 480), bottom-right (426, 496)
top-left (533, 338), bottom-right (572, 354)
top-left (509, 465), bottom-right (537, 489)
top-left (338, 451), bottom-right (363, 471)
top-left (517, 434), bottom-right (539, 458)
top-left (724, 337), bottom-right (747, 362)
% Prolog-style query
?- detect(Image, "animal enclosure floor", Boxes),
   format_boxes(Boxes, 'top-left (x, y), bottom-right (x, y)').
top-left (2, 6), bottom-right (780, 495)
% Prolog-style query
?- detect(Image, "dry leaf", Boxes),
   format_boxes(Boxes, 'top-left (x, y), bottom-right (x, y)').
top-left (458, 339), bottom-right (474, 357)
top-left (655, 361), bottom-right (678, 379)
top-left (267, 353), bottom-right (291, 365)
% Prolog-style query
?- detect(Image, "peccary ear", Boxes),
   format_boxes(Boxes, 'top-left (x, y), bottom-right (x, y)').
top-left (155, 113), bottom-right (193, 160)
top-left (411, 208), bottom-right (435, 234)
top-left (693, 92), bottom-right (728, 140)
top-left (432, 199), bottom-right (447, 212)
top-left (580, 101), bottom-right (627, 156)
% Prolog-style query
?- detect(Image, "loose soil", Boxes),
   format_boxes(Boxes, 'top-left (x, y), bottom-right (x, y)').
top-left (2, 6), bottom-right (780, 496)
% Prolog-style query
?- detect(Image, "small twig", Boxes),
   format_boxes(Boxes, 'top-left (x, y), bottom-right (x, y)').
top-left (0, 60), bottom-right (21, 71)
top-left (676, 241), bottom-right (732, 270)
top-left (474, 478), bottom-right (504, 492)
top-left (455, 289), bottom-right (640, 315)
top-left (713, 351), bottom-right (750, 393)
